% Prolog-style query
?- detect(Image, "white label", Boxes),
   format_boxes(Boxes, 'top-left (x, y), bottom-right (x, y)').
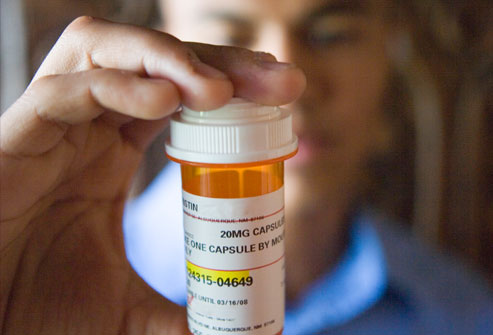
top-left (182, 187), bottom-right (285, 335)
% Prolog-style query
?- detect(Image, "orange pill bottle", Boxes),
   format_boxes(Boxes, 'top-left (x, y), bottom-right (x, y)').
top-left (166, 98), bottom-right (297, 335)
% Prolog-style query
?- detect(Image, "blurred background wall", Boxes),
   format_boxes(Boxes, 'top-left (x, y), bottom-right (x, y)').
top-left (1, 0), bottom-right (491, 283)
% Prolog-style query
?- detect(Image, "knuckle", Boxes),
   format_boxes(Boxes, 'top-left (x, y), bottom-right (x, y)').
top-left (62, 16), bottom-right (100, 40)
top-left (65, 16), bottom-right (97, 32)
top-left (144, 32), bottom-right (192, 62)
top-left (29, 74), bottom-right (58, 92)
top-left (25, 75), bottom-right (64, 104)
top-left (21, 75), bottom-right (62, 117)
top-left (175, 45), bottom-right (198, 67)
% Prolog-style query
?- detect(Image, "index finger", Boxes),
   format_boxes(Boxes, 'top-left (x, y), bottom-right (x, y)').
top-left (34, 17), bottom-right (233, 111)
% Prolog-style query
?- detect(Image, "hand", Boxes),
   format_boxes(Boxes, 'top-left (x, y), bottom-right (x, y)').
top-left (0, 17), bottom-right (305, 334)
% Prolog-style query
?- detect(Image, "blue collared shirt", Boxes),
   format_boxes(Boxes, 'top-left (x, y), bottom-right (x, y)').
top-left (124, 162), bottom-right (493, 334)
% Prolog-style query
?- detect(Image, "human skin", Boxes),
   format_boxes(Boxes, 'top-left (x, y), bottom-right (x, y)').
top-left (161, 0), bottom-right (392, 300)
top-left (0, 17), bottom-right (305, 334)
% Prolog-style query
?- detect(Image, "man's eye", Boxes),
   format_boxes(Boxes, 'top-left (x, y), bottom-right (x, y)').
top-left (306, 30), bottom-right (360, 47)
top-left (196, 20), bottom-right (254, 47)
top-left (304, 17), bottom-right (362, 48)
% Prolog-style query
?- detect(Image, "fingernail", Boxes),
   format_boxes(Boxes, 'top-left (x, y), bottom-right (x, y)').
top-left (258, 60), bottom-right (296, 71)
top-left (192, 60), bottom-right (228, 79)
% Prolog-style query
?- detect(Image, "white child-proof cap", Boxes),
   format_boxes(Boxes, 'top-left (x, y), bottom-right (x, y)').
top-left (165, 98), bottom-right (298, 164)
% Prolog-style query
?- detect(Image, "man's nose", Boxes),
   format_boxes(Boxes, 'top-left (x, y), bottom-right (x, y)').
top-left (254, 22), bottom-right (293, 63)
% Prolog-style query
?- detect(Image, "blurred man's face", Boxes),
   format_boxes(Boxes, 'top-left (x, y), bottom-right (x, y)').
top-left (161, 0), bottom-right (391, 221)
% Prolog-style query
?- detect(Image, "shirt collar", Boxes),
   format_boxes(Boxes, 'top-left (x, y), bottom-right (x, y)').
top-left (284, 211), bottom-right (387, 334)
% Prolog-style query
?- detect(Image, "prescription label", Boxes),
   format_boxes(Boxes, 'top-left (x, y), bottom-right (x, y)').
top-left (182, 187), bottom-right (285, 335)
